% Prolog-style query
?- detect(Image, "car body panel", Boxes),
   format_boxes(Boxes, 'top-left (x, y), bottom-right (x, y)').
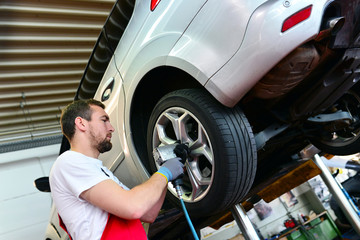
top-left (114, 0), bottom-right (208, 106)
top-left (206, 0), bottom-right (331, 107)
top-left (46, 205), bottom-right (67, 240)
top-left (114, 0), bottom-right (208, 79)
top-left (95, 58), bottom-right (125, 169)
top-left (168, 0), bottom-right (268, 85)
top-left (94, 59), bottom-right (149, 187)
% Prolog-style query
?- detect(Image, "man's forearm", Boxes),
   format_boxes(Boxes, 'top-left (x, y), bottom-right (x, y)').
top-left (140, 186), bottom-right (167, 222)
top-left (127, 173), bottom-right (168, 219)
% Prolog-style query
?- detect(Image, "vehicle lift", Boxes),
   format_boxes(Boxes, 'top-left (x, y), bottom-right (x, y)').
top-left (230, 150), bottom-right (360, 240)
top-left (150, 145), bottom-right (360, 239)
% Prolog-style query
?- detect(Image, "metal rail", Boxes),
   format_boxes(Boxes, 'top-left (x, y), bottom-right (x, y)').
top-left (231, 204), bottom-right (260, 240)
top-left (313, 154), bottom-right (360, 235)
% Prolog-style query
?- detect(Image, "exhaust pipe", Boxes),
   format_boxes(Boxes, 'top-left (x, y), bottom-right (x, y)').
top-left (315, 16), bottom-right (345, 41)
top-left (327, 17), bottom-right (345, 34)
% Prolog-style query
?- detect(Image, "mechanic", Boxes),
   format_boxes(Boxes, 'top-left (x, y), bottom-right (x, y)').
top-left (49, 99), bottom-right (184, 240)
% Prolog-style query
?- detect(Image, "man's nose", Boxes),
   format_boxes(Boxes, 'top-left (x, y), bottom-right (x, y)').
top-left (109, 123), bottom-right (115, 132)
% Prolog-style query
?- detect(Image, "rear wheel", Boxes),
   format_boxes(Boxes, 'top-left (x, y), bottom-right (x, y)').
top-left (147, 89), bottom-right (257, 216)
top-left (310, 89), bottom-right (360, 155)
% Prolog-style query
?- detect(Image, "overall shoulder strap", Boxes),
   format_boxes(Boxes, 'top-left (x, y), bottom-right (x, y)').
top-left (58, 214), bottom-right (73, 240)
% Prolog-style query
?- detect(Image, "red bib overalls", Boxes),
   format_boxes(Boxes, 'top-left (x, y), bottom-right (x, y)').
top-left (59, 213), bottom-right (147, 240)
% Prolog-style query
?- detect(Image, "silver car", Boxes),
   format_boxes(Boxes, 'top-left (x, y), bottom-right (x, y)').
top-left (38, 0), bottom-right (360, 238)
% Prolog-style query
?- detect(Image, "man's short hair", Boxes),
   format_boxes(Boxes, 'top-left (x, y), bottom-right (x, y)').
top-left (61, 99), bottom-right (105, 141)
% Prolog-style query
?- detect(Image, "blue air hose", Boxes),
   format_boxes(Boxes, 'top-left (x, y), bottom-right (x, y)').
top-left (180, 198), bottom-right (200, 240)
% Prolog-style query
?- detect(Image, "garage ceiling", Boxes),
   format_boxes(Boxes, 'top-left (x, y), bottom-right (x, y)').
top-left (0, 0), bottom-right (115, 151)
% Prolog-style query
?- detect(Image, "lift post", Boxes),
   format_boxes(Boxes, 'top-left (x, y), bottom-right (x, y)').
top-left (313, 154), bottom-right (360, 235)
top-left (231, 203), bottom-right (260, 240)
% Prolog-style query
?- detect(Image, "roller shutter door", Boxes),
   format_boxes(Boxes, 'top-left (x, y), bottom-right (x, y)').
top-left (0, 0), bottom-right (115, 149)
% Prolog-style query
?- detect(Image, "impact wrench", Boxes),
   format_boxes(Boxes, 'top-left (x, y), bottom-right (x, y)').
top-left (153, 144), bottom-right (200, 240)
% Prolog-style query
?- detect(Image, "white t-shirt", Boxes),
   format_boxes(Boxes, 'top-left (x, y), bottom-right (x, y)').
top-left (49, 150), bottom-right (128, 240)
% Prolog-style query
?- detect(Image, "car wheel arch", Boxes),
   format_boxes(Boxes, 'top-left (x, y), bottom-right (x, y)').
top-left (129, 66), bottom-right (205, 170)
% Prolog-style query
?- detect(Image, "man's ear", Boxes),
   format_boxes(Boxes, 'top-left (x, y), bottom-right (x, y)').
top-left (74, 117), bottom-right (87, 132)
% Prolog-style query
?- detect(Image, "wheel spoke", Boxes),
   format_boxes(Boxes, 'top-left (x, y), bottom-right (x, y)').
top-left (190, 125), bottom-right (213, 164)
top-left (161, 111), bottom-right (179, 140)
top-left (178, 112), bottom-right (193, 143)
top-left (165, 110), bottom-right (195, 143)
top-left (185, 161), bottom-right (211, 201)
top-left (155, 124), bottom-right (176, 145)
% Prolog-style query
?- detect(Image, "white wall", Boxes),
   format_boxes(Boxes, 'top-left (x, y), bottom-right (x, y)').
top-left (0, 144), bottom-right (59, 240)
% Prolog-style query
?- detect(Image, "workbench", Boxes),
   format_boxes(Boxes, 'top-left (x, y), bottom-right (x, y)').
top-left (277, 211), bottom-right (342, 240)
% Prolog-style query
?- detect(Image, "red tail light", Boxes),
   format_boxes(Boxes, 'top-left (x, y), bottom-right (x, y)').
top-left (281, 5), bottom-right (312, 32)
top-left (151, 0), bottom-right (161, 11)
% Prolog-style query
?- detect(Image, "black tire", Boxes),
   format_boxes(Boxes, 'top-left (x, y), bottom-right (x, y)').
top-left (146, 89), bottom-right (257, 216)
top-left (310, 89), bottom-right (360, 155)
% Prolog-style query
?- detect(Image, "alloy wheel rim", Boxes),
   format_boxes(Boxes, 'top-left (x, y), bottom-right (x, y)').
top-left (152, 107), bottom-right (214, 202)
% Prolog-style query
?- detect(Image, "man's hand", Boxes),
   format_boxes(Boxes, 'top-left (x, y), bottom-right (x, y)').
top-left (156, 157), bottom-right (184, 182)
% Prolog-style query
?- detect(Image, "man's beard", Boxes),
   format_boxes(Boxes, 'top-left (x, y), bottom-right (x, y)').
top-left (90, 128), bottom-right (113, 153)
top-left (97, 138), bottom-right (112, 153)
